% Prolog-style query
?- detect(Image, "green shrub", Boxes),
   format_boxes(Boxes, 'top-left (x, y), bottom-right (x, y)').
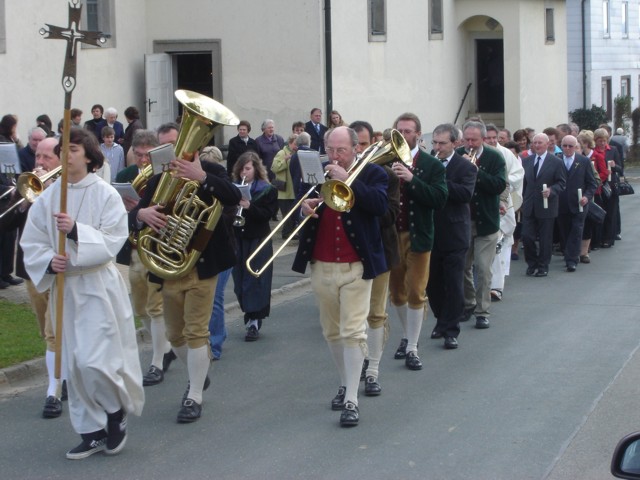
top-left (569, 105), bottom-right (608, 131)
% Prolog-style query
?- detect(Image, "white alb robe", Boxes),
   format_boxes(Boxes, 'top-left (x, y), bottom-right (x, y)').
top-left (20, 173), bottom-right (144, 434)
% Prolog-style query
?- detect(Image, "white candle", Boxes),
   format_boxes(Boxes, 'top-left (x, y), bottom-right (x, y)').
top-left (543, 183), bottom-right (548, 209)
top-left (608, 163), bottom-right (612, 182)
top-left (578, 188), bottom-right (583, 212)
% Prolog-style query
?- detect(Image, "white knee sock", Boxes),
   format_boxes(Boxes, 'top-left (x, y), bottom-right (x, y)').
top-left (395, 303), bottom-right (408, 338)
top-left (366, 326), bottom-right (385, 380)
top-left (140, 316), bottom-right (151, 339)
top-left (406, 306), bottom-right (425, 353)
top-left (45, 350), bottom-right (60, 398)
top-left (343, 346), bottom-right (365, 406)
top-left (173, 343), bottom-right (189, 365)
top-left (186, 345), bottom-right (210, 404)
top-left (150, 316), bottom-right (170, 368)
top-left (328, 342), bottom-right (346, 386)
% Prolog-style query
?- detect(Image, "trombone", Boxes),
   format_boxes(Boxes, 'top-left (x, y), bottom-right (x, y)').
top-left (0, 166), bottom-right (62, 220)
top-left (245, 129), bottom-right (411, 278)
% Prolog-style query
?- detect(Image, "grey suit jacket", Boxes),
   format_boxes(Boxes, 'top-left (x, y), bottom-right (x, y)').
top-left (522, 152), bottom-right (566, 218)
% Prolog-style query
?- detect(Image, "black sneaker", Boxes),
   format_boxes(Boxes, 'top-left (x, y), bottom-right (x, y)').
top-left (340, 401), bottom-right (359, 427)
top-left (394, 338), bottom-right (408, 359)
top-left (360, 359), bottom-right (369, 381)
top-left (177, 399), bottom-right (202, 423)
top-left (66, 431), bottom-right (107, 460)
top-left (105, 410), bottom-right (127, 455)
top-left (331, 386), bottom-right (346, 411)
top-left (245, 326), bottom-right (259, 342)
top-left (182, 375), bottom-right (211, 403)
top-left (42, 396), bottom-right (62, 418)
top-left (142, 365), bottom-right (164, 386)
top-left (162, 350), bottom-right (177, 372)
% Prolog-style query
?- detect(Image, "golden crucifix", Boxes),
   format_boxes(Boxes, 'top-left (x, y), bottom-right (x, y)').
top-left (40, 0), bottom-right (105, 380)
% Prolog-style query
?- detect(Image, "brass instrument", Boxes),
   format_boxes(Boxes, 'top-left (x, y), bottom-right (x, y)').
top-left (245, 129), bottom-right (411, 277)
top-left (127, 164), bottom-right (154, 247)
top-left (0, 167), bottom-right (62, 220)
top-left (468, 148), bottom-right (478, 164)
top-left (233, 176), bottom-right (247, 227)
top-left (137, 90), bottom-right (240, 280)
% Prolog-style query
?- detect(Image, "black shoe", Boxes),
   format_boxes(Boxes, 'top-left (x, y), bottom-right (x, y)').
top-left (364, 376), bottom-right (381, 396)
top-left (177, 399), bottom-right (202, 423)
top-left (142, 365), bottom-right (164, 386)
top-left (162, 350), bottom-right (177, 373)
top-left (340, 401), bottom-right (359, 427)
top-left (66, 430), bottom-right (107, 460)
top-left (182, 375), bottom-right (211, 403)
top-left (430, 330), bottom-right (443, 339)
top-left (535, 270), bottom-right (548, 277)
top-left (526, 266), bottom-right (537, 276)
top-left (405, 351), bottom-right (423, 370)
top-left (616, 234), bottom-right (622, 241)
top-left (444, 336), bottom-right (459, 349)
top-left (2, 275), bottom-right (23, 286)
top-left (61, 380), bottom-right (68, 401)
top-left (394, 338), bottom-right (408, 359)
top-left (475, 316), bottom-right (490, 329)
top-left (0, 279), bottom-right (8, 289)
top-left (460, 307), bottom-right (475, 322)
top-left (360, 358), bottom-right (369, 381)
top-left (105, 409), bottom-right (127, 455)
top-left (331, 386), bottom-right (346, 411)
top-left (245, 326), bottom-right (259, 342)
top-left (566, 264), bottom-right (576, 273)
top-left (42, 396), bottom-right (62, 418)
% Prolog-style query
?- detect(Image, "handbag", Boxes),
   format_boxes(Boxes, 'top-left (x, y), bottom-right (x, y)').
top-left (272, 178), bottom-right (287, 192)
top-left (586, 200), bottom-right (606, 224)
top-left (618, 179), bottom-right (635, 196)
top-left (601, 182), bottom-right (612, 199)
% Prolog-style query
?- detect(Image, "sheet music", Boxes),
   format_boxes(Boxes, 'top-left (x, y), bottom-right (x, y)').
top-left (148, 144), bottom-right (175, 175)
top-left (0, 143), bottom-right (21, 175)
top-left (298, 150), bottom-right (325, 185)
top-left (112, 182), bottom-right (140, 202)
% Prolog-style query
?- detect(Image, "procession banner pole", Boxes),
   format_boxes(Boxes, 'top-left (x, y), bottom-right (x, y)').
top-left (40, 0), bottom-right (105, 380)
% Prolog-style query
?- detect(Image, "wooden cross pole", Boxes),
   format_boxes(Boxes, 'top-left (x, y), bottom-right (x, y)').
top-left (40, 0), bottom-right (105, 380)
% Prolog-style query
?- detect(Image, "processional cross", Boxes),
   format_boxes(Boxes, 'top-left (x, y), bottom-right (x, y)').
top-left (40, 0), bottom-right (105, 379)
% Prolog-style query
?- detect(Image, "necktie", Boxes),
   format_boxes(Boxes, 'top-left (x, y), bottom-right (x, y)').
top-left (534, 156), bottom-right (541, 178)
top-left (565, 157), bottom-right (572, 171)
top-left (315, 123), bottom-right (320, 134)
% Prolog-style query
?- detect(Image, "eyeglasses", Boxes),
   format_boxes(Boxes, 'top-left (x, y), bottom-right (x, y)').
top-left (325, 147), bottom-right (350, 155)
top-left (561, 144), bottom-right (576, 148)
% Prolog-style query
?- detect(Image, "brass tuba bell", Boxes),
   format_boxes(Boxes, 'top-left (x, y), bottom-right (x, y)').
top-left (137, 90), bottom-right (239, 280)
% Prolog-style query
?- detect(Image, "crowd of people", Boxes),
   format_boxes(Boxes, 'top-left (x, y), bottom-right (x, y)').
top-left (0, 103), bottom-right (633, 458)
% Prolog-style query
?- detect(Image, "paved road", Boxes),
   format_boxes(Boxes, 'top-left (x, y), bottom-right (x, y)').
top-left (1, 181), bottom-right (640, 479)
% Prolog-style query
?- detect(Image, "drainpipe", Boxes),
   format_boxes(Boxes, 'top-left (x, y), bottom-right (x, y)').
top-left (324, 0), bottom-right (333, 120)
top-left (582, 0), bottom-right (587, 109)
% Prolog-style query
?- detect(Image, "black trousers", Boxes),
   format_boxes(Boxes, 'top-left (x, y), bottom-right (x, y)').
top-left (522, 215), bottom-right (555, 271)
top-left (427, 247), bottom-right (467, 338)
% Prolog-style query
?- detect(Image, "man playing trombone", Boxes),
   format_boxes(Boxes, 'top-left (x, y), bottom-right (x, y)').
top-left (292, 126), bottom-right (388, 427)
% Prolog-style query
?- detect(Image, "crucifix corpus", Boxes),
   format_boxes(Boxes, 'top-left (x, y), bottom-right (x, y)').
top-left (40, 0), bottom-right (105, 380)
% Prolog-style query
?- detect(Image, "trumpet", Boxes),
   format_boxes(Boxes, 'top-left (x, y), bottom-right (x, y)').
top-left (245, 129), bottom-right (411, 277)
top-left (467, 148), bottom-right (478, 164)
top-left (0, 166), bottom-right (62, 220)
top-left (233, 176), bottom-right (247, 227)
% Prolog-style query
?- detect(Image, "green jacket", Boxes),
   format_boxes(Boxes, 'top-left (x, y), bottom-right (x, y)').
top-left (457, 145), bottom-right (506, 236)
top-left (115, 164), bottom-right (139, 183)
top-left (403, 149), bottom-right (448, 252)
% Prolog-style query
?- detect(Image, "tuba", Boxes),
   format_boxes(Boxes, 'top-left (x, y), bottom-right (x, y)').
top-left (137, 90), bottom-right (239, 280)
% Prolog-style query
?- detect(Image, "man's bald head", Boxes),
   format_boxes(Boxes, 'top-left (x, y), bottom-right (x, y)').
top-left (35, 137), bottom-right (60, 171)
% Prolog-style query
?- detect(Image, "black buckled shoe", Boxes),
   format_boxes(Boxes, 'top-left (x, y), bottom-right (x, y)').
top-left (42, 396), bottom-right (62, 418)
top-left (405, 351), bottom-right (423, 370)
top-left (394, 338), bottom-right (408, 359)
top-left (364, 376), bottom-right (381, 396)
top-left (105, 409), bottom-right (127, 455)
top-left (360, 359), bottom-right (369, 381)
top-left (331, 386), bottom-right (346, 411)
top-left (177, 399), bottom-right (202, 423)
top-left (162, 350), bottom-right (177, 372)
top-left (142, 365), bottom-right (164, 386)
top-left (66, 430), bottom-right (107, 460)
top-left (182, 375), bottom-right (211, 403)
top-left (245, 326), bottom-right (259, 342)
top-left (340, 401), bottom-right (359, 427)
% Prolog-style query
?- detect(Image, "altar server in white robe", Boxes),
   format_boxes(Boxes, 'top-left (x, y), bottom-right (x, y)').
top-left (21, 128), bottom-right (144, 460)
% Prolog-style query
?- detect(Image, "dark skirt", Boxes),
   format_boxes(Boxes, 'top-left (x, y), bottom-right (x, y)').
top-left (233, 236), bottom-right (273, 323)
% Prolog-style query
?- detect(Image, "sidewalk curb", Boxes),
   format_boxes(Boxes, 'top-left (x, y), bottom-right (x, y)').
top-left (0, 277), bottom-right (311, 393)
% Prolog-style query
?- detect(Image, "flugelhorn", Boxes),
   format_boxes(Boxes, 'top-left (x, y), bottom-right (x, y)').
top-left (233, 176), bottom-right (247, 227)
top-left (0, 166), bottom-right (62, 220)
top-left (467, 148), bottom-right (478, 164)
top-left (245, 129), bottom-right (411, 277)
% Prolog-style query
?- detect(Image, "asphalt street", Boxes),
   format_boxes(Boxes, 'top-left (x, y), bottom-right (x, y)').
top-left (1, 181), bottom-right (640, 479)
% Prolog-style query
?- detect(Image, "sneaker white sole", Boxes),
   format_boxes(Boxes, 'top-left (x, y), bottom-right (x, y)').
top-left (66, 443), bottom-right (106, 460)
top-left (104, 433), bottom-right (127, 456)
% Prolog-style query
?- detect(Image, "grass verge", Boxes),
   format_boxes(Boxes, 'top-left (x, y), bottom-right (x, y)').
top-left (0, 300), bottom-right (44, 369)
